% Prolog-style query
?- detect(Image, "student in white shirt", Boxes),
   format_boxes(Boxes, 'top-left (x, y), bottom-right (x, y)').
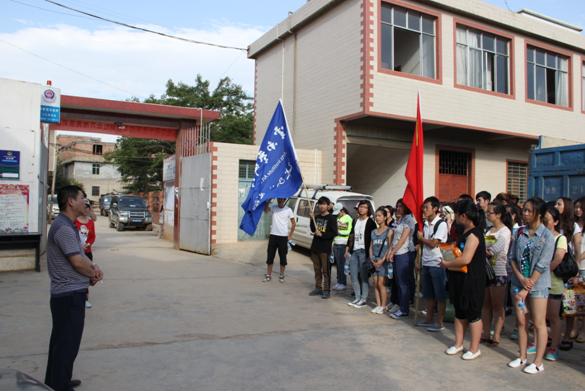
top-left (263, 198), bottom-right (296, 283)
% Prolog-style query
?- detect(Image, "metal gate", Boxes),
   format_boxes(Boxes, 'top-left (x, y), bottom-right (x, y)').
top-left (179, 154), bottom-right (211, 254)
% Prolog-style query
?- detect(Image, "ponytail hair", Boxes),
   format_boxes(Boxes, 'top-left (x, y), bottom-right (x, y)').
top-left (557, 197), bottom-right (574, 241)
top-left (545, 206), bottom-right (561, 232)
top-left (455, 199), bottom-right (480, 227)
top-left (490, 202), bottom-right (513, 232)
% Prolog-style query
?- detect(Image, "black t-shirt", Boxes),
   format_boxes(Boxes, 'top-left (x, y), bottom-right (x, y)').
top-left (310, 213), bottom-right (338, 254)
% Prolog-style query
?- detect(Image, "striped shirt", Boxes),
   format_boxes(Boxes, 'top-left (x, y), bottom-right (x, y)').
top-left (47, 213), bottom-right (89, 296)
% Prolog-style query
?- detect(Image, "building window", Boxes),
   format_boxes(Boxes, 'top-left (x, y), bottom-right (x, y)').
top-left (507, 161), bottom-right (528, 202)
top-left (238, 160), bottom-right (256, 180)
top-left (527, 46), bottom-right (569, 107)
top-left (456, 25), bottom-right (510, 94)
top-left (91, 186), bottom-right (100, 197)
top-left (92, 144), bottom-right (103, 155)
top-left (92, 163), bottom-right (100, 175)
top-left (439, 150), bottom-right (470, 175)
top-left (381, 3), bottom-right (437, 79)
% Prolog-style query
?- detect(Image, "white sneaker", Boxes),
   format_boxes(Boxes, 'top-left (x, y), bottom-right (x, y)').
top-left (508, 358), bottom-right (527, 368)
top-left (389, 304), bottom-right (400, 313)
top-left (352, 300), bottom-right (367, 308)
top-left (374, 306), bottom-right (384, 314)
top-left (371, 306), bottom-right (380, 313)
top-left (445, 345), bottom-right (464, 355)
top-left (522, 363), bottom-right (544, 374)
top-left (347, 298), bottom-right (360, 306)
top-left (332, 283), bottom-right (341, 290)
top-left (336, 284), bottom-right (347, 290)
top-left (462, 350), bottom-right (481, 360)
top-left (85, 301), bottom-right (92, 309)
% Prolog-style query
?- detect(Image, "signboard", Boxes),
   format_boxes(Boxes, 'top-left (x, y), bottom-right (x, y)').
top-left (40, 86), bottom-right (61, 123)
top-left (0, 184), bottom-right (29, 233)
top-left (0, 150), bottom-right (20, 180)
top-left (163, 155), bottom-right (176, 182)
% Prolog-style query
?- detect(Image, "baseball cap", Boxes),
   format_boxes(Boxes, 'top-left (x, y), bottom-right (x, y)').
top-left (332, 202), bottom-right (343, 214)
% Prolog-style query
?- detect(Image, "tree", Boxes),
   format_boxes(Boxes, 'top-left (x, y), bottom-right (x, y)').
top-left (105, 138), bottom-right (175, 193)
top-left (144, 74), bottom-right (253, 144)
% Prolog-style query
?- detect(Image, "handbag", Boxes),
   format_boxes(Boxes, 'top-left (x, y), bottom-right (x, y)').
top-left (553, 236), bottom-right (579, 282)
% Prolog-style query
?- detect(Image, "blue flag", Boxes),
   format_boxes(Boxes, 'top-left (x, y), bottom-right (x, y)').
top-left (240, 100), bottom-right (303, 235)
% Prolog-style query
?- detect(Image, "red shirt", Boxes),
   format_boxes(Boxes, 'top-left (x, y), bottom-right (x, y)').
top-left (74, 218), bottom-right (95, 254)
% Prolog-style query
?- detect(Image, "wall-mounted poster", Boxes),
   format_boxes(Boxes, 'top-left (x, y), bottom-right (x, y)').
top-left (0, 184), bottom-right (29, 233)
top-left (0, 150), bottom-right (20, 180)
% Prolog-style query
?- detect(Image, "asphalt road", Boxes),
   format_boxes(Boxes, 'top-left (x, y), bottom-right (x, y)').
top-left (0, 218), bottom-right (584, 390)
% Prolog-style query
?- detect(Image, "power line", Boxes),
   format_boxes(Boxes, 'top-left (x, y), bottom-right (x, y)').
top-left (7, 0), bottom-right (88, 19)
top-left (44, 0), bottom-right (248, 52)
top-left (0, 37), bottom-right (136, 95)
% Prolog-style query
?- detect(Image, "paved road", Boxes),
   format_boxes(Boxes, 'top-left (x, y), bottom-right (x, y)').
top-left (0, 218), bottom-right (584, 390)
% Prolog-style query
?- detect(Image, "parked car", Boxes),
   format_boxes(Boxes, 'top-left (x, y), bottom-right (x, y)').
top-left (109, 195), bottom-right (153, 231)
top-left (47, 194), bottom-right (59, 222)
top-left (285, 185), bottom-right (375, 249)
top-left (99, 194), bottom-right (114, 216)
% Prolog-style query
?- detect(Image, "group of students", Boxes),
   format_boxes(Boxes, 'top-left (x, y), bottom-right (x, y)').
top-left (264, 190), bottom-right (585, 375)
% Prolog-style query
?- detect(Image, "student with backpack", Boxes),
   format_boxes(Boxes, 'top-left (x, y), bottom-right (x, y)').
top-left (416, 196), bottom-right (449, 332)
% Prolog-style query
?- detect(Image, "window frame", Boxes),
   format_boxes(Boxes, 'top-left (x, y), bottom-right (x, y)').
top-left (92, 163), bottom-right (100, 176)
top-left (453, 18), bottom-right (515, 99)
top-left (378, 0), bottom-right (442, 85)
top-left (92, 144), bottom-right (103, 155)
top-left (506, 160), bottom-right (528, 203)
top-left (91, 186), bottom-right (100, 197)
top-left (525, 40), bottom-right (573, 111)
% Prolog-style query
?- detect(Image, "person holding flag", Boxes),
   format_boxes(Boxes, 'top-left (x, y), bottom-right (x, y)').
top-left (262, 198), bottom-right (296, 283)
top-left (240, 100), bottom-right (303, 239)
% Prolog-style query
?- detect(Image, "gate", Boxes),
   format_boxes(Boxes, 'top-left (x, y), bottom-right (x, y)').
top-left (179, 154), bottom-right (211, 254)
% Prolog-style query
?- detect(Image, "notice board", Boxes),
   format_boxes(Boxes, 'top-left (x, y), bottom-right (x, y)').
top-left (0, 184), bottom-right (29, 233)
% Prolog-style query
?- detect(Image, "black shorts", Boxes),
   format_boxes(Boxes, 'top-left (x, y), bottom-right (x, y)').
top-left (266, 235), bottom-right (288, 266)
top-left (449, 271), bottom-right (484, 323)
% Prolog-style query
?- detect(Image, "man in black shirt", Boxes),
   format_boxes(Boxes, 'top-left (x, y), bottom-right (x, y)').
top-left (309, 196), bottom-right (338, 299)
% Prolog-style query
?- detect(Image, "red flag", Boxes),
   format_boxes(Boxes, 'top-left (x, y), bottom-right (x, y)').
top-left (402, 94), bottom-right (424, 230)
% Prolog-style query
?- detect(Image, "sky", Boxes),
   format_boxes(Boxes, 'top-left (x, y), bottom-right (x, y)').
top-left (1, 0), bottom-right (584, 102)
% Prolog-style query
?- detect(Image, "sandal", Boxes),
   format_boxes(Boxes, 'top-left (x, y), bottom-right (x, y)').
top-left (490, 339), bottom-right (500, 346)
top-left (279, 274), bottom-right (285, 283)
top-left (263, 274), bottom-right (272, 282)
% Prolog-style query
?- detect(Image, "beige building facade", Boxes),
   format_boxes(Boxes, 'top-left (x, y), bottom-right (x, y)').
top-left (249, 0), bottom-right (585, 204)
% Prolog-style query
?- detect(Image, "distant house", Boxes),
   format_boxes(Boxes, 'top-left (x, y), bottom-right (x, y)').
top-left (249, 0), bottom-right (585, 203)
top-left (57, 135), bottom-right (123, 202)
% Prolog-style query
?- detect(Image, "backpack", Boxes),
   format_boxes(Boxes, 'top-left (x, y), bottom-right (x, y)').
top-left (414, 219), bottom-right (446, 246)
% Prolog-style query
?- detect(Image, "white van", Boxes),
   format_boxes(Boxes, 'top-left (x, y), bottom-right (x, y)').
top-left (285, 185), bottom-right (375, 249)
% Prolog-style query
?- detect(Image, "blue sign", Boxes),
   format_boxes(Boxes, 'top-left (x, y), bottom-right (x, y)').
top-left (0, 150), bottom-right (20, 180)
top-left (239, 100), bottom-right (303, 235)
top-left (40, 86), bottom-right (61, 123)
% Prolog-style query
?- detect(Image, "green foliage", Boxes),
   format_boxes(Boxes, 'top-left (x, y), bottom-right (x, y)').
top-left (145, 74), bottom-right (253, 144)
top-left (105, 139), bottom-right (175, 193)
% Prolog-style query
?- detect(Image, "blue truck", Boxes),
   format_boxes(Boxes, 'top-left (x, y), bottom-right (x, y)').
top-left (528, 142), bottom-right (585, 201)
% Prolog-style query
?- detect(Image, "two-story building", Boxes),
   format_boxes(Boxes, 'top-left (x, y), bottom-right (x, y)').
top-left (249, 0), bottom-right (585, 203)
top-left (57, 135), bottom-right (123, 202)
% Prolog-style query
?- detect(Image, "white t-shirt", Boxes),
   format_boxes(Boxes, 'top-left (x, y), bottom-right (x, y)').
top-left (421, 216), bottom-right (449, 267)
top-left (354, 218), bottom-right (367, 250)
top-left (270, 206), bottom-right (295, 237)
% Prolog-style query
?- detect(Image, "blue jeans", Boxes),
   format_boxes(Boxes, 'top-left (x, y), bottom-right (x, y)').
top-left (394, 252), bottom-right (411, 314)
top-left (350, 249), bottom-right (369, 301)
top-left (408, 251), bottom-right (416, 302)
top-left (422, 266), bottom-right (447, 301)
top-left (333, 244), bottom-right (347, 286)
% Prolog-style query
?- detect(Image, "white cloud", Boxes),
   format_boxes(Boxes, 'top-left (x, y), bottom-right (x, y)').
top-left (0, 23), bottom-right (265, 101)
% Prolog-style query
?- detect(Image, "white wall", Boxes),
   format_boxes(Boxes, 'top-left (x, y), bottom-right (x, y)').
top-left (0, 78), bottom-right (44, 271)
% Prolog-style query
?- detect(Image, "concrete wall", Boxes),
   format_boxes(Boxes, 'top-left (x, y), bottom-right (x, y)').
top-left (212, 142), bottom-right (322, 245)
top-left (369, 0), bottom-right (585, 142)
top-left (0, 78), bottom-right (44, 271)
top-left (254, 0), bottom-right (362, 184)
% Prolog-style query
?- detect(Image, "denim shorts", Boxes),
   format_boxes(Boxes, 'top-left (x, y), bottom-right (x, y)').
top-left (511, 285), bottom-right (549, 299)
top-left (372, 259), bottom-right (387, 276)
top-left (422, 266), bottom-right (447, 301)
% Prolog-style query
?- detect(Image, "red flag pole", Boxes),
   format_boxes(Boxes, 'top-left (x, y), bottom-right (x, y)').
top-left (402, 94), bottom-right (425, 322)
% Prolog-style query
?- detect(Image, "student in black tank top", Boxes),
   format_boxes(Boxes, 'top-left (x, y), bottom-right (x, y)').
top-left (440, 199), bottom-right (486, 360)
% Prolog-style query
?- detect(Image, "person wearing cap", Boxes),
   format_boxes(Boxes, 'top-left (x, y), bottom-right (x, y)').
top-left (309, 196), bottom-right (338, 298)
top-left (262, 198), bottom-right (296, 283)
top-left (332, 203), bottom-right (352, 291)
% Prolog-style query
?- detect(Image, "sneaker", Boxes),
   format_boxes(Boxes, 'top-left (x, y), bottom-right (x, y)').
top-left (262, 274), bottom-right (272, 283)
top-left (321, 291), bottom-right (331, 299)
top-left (85, 301), bottom-right (92, 309)
top-left (522, 363), bottom-right (544, 374)
top-left (336, 284), bottom-right (347, 290)
top-left (507, 358), bottom-right (527, 368)
top-left (445, 345), bottom-right (464, 355)
top-left (544, 348), bottom-right (559, 361)
top-left (352, 300), bottom-right (367, 308)
top-left (332, 283), bottom-right (341, 290)
top-left (527, 344), bottom-right (536, 354)
top-left (510, 329), bottom-right (518, 341)
top-left (374, 307), bottom-right (384, 314)
top-left (462, 350), bottom-right (481, 360)
top-left (415, 321), bottom-right (434, 328)
top-left (427, 324), bottom-right (446, 332)
top-left (390, 310), bottom-right (408, 319)
top-left (347, 298), bottom-right (360, 306)
top-left (371, 306), bottom-right (382, 313)
top-left (388, 304), bottom-right (400, 314)
top-left (309, 288), bottom-right (322, 296)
